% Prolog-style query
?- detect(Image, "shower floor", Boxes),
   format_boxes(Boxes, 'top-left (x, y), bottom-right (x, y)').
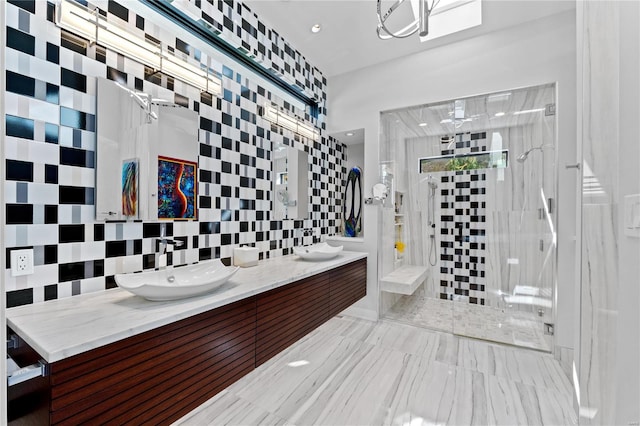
top-left (384, 295), bottom-right (552, 352)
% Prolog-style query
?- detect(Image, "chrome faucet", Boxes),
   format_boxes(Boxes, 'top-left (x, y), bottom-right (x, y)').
top-left (156, 223), bottom-right (184, 270)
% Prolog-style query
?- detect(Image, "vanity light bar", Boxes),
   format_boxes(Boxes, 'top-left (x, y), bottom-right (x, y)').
top-left (262, 104), bottom-right (319, 141)
top-left (55, 0), bottom-right (221, 96)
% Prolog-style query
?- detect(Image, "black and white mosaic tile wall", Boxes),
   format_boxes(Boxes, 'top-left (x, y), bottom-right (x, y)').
top-left (439, 132), bottom-right (487, 304)
top-left (171, 0), bottom-right (327, 108)
top-left (3, 0), bottom-right (344, 307)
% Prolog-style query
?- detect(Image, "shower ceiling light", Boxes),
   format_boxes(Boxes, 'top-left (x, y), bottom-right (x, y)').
top-left (262, 104), bottom-right (319, 141)
top-left (346, 132), bottom-right (354, 136)
top-left (418, 122), bottom-right (428, 127)
top-left (494, 112), bottom-right (505, 117)
top-left (311, 24), bottom-right (322, 33)
top-left (55, 0), bottom-right (221, 96)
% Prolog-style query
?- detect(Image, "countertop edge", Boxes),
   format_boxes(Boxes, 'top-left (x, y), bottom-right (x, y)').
top-left (7, 252), bottom-right (367, 363)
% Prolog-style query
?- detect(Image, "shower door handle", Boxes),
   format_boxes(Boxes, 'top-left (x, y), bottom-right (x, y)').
top-left (565, 163), bottom-right (580, 170)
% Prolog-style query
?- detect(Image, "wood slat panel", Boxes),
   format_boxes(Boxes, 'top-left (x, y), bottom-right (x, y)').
top-left (51, 297), bottom-right (256, 385)
top-left (51, 323), bottom-right (256, 418)
top-left (51, 309), bottom-right (256, 402)
top-left (256, 302), bottom-right (329, 356)
top-left (56, 338), bottom-right (255, 425)
top-left (101, 349), bottom-right (255, 426)
top-left (255, 258), bottom-right (366, 366)
top-left (50, 298), bottom-right (256, 425)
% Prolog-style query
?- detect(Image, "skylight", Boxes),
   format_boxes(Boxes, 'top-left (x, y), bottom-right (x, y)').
top-left (411, 0), bottom-right (482, 42)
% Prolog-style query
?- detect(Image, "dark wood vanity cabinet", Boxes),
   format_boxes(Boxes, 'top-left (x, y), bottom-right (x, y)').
top-left (8, 258), bottom-right (366, 425)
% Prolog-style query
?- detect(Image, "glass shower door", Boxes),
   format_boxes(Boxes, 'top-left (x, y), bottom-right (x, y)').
top-left (448, 85), bottom-right (557, 352)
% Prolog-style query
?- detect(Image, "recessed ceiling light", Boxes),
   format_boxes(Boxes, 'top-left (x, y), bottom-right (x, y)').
top-left (494, 112), bottom-right (505, 117)
top-left (311, 24), bottom-right (321, 33)
top-left (345, 132), bottom-right (354, 136)
top-left (418, 122), bottom-right (428, 127)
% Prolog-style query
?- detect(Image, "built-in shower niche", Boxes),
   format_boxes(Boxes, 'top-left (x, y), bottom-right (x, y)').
top-left (95, 78), bottom-right (199, 221)
top-left (419, 150), bottom-right (508, 173)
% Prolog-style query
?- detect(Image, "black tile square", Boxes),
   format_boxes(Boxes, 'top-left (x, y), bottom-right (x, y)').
top-left (6, 114), bottom-right (34, 139)
top-left (59, 186), bottom-right (92, 205)
top-left (45, 164), bottom-right (58, 184)
top-left (59, 224), bottom-right (85, 243)
top-left (58, 262), bottom-right (85, 282)
top-left (106, 240), bottom-right (126, 258)
top-left (44, 245), bottom-right (57, 264)
top-left (94, 224), bottom-right (104, 241)
top-left (6, 159), bottom-right (33, 182)
top-left (6, 27), bottom-right (35, 56)
top-left (60, 147), bottom-right (88, 167)
top-left (44, 284), bottom-right (58, 301)
top-left (106, 276), bottom-right (118, 289)
top-left (46, 42), bottom-right (59, 64)
top-left (8, 0), bottom-right (36, 13)
top-left (108, 0), bottom-right (129, 21)
top-left (143, 222), bottom-right (162, 238)
top-left (44, 204), bottom-right (58, 224)
top-left (61, 68), bottom-right (87, 92)
top-left (7, 289), bottom-right (33, 308)
top-left (6, 70), bottom-right (35, 97)
top-left (6, 204), bottom-right (33, 224)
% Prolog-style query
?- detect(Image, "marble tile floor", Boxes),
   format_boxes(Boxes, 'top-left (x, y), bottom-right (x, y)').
top-left (384, 295), bottom-right (552, 352)
top-left (175, 315), bottom-right (575, 426)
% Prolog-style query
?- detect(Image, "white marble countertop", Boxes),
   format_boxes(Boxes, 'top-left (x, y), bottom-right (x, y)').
top-left (7, 251), bottom-right (367, 363)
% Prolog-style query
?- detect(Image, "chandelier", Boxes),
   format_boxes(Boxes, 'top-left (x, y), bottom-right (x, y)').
top-left (376, 0), bottom-right (441, 40)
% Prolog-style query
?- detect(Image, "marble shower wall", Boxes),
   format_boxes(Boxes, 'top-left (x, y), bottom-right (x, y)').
top-left (400, 122), bottom-right (555, 312)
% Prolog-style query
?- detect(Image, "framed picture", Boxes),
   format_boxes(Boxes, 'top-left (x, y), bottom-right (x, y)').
top-left (157, 156), bottom-right (197, 220)
top-left (121, 158), bottom-right (139, 218)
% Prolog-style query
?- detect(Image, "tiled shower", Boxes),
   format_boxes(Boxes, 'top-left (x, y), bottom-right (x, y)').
top-left (379, 84), bottom-right (557, 351)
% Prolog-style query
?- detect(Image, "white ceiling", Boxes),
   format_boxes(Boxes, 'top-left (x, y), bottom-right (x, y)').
top-left (243, 0), bottom-right (575, 78)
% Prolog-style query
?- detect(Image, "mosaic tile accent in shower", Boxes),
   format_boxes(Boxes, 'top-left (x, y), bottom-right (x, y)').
top-left (3, 0), bottom-right (344, 307)
top-left (439, 132), bottom-right (487, 304)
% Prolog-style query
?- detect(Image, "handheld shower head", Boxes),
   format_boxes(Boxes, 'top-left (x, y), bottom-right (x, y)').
top-left (517, 144), bottom-right (554, 163)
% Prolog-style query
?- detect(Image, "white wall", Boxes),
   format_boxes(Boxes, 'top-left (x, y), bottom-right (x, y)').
top-left (327, 8), bottom-right (577, 348)
top-left (615, 3), bottom-right (640, 422)
top-left (576, 1), bottom-right (640, 424)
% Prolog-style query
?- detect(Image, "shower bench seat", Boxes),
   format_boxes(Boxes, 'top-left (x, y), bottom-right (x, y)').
top-left (380, 265), bottom-right (429, 295)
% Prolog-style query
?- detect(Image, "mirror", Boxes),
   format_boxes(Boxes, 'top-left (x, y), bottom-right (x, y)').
top-left (95, 78), bottom-right (199, 221)
top-left (273, 143), bottom-right (309, 220)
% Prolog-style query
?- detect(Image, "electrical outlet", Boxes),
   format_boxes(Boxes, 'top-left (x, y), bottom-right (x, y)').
top-left (11, 249), bottom-right (34, 277)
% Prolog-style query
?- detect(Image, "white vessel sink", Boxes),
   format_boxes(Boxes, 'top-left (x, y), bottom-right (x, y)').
top-left (114, 259), bottom-right (239, 301)
top-left (293, 242), bottom-right (343, 261)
